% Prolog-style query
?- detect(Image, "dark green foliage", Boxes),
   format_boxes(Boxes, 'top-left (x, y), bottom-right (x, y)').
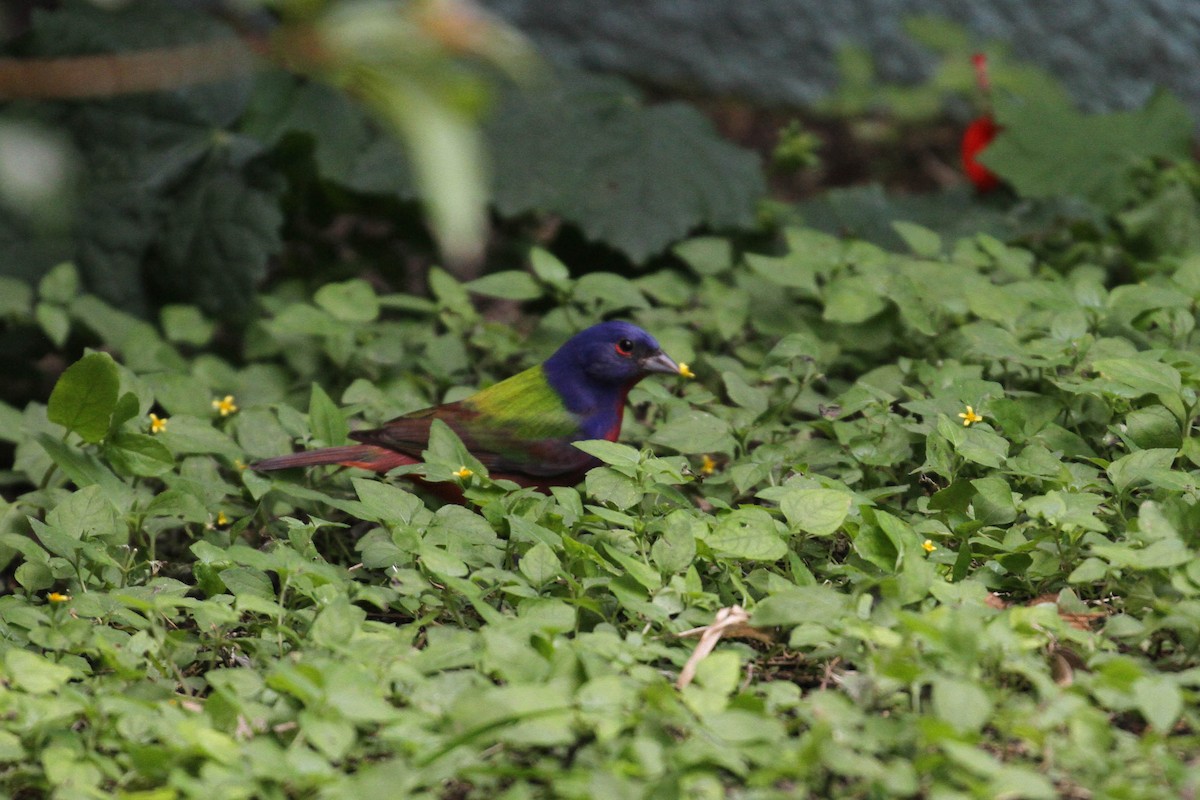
top-left (0, 4), bottom-right (765, 318)
top-left (489, 72), bottom-right (765, 261)
top-left (983, 89), bottom-right (1195, 211)
top-left (8, 0), bottom-right (274, 317)
top-left (45, 350), bottom-right (118, 443)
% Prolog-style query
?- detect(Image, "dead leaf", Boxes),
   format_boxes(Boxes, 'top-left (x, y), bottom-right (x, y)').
top-left (676, 605), bottom-right (754, 690)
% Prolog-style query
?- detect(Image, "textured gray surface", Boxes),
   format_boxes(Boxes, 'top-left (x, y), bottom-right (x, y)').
top-left (480, 0), bottom-right (1200, 116)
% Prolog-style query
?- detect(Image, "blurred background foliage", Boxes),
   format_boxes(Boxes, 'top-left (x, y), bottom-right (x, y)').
top-left (0, 0), bottom-right (763, 319)
top-left (0, 0), bottom-right (1197, 413)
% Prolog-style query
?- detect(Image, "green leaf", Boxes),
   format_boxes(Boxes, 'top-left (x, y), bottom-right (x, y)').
top-left (0, 730), bottom-right (25, 763)
top-left (45, 485), bottom-right (125, 544)
top-left (706, 508), bottom-right (787, 561)
top-left (35, 433), bottom-right (130, 506)
top-left (1092, 357), bottom-right (1182, 398)
top-left (574, 273), bottom-right (648, 315)
top-left (308, 383), bottom-right (348, 447)
top-left (1023, 490), bottom-right (1108, 533)
top-left (219, 566), bottom-right (274, 599)
top-left (35, 302), bottom-right (70, 346)
top-left (47, 352), bottom-right (120, 443)
top-left (937, 416), bottom-right (1010, 468)
top-left (27, 518), bottom-right (83, 559)
top-left (651, 513), bottom-right (698, 574)
top-left (353, 478), bottom-right (423, 525)
top-left (38, 261), bottom-right (79, 304)
top-left (1132, 675), bottom-right (1182, 731)
top-left (423, 419), bottom-right (486, 479)
top-left (519, 542), bottom-right (560, 586)
top-left (465, 271), bottom-right (544, 301)
top-left (144, 490), bottom-right (210, 524)
top-left (984, 89), bottom-right (1193, 211)
top-left (109, 391), bottom-right (141, 434)
top-left (602, 545), bottom-right (660, 592)
top-left (14, 562), bottom-right (53, 593)
top-left (419, 542), bottom-right (468, 578)
top-left (489, 72), bottom-right (764, 262)
top-left (892, 221), bottom-right (942, 257)
top-left (649, 410), bottom-right (735, 455)
top-left (753, 585), bottom-right (850, 627)
top-left (933, 678), bottom-right (993, 734)
top-left (778, 488), bottom-right (852, 536)
top-left (160, 304), bottom-right (215, 346)
top-left (573, 440), bottom-right (641, 469)
top-left (1122, 405), bottom-right (1182, 450)
top-left (823, 275), bottom-right (887, 323)
top-left (157, 162), bottom-right (282, 317)
top-left (507, 516), bottom-right (561, 548)
top-left (0, 276), bottom-right (33, 316)
top-left (970, 476), bottom-right (1018, 525)
top-left (241, 73), bottom-right (414, 196)
top-left (744, 252), bottom-right (820, 292)
top-left (5, 649), bottom-right (73, 694)
top-left (154, 415), bottom-right (242, 458)
top-left (673, 237), bottom-right (733, 275)
top-left (529, 247), bottom-right (570, 285)
top-left (309, 599), bottom-right (365, 649)
top-left (104, 432), bottom-right (174, 477)
top-left (584, 467), bottom-right (642, 510)
top-left (1106, 448), bottom-right (1177, 493)
top-left (723, 371), bottom-right (768, 415)
top-left (301, 711), bottom-right (356, 762)
top-left (852, 522), bottom-right (900, 571)
top-left (0, 402), bottom-right (25, 444)
top-left (314, 279), bottom-right (380, 324)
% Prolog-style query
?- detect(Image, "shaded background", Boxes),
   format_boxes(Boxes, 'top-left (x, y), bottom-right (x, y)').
top-left (481, 0), bottom-right (1200, 117)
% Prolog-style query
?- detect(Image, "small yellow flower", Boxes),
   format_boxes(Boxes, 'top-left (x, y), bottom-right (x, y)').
top-left (922, 539), bottom-right (936, 554)
top-left (699, 454), bottom-right (716, 476)
top-left (149, 413), bottom-right (168, 434)
top-left (958, 405), bottom-right (983, 426)
top-left (454, 466), bottom-right (473, 479)
top-left (212, 395), bottom-right (238, 417)
top-left (216, 511), bottom-right (228, 526)
top-left (678, 362), bottom-right (696, 379)
top-left (47, 592), bottom-right (71, 603)
top-left (233, 459), bottom-right (247, 471)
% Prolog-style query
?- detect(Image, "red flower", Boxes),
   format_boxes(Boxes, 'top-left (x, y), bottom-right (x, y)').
top-left (962, 115), bottom-right (1000, 192)
top-left (961, 53), bottom-right (1001, 193)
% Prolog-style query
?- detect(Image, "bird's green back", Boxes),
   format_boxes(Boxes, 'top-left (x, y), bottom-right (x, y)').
top-left (465, 365), bottom-right (580, 442)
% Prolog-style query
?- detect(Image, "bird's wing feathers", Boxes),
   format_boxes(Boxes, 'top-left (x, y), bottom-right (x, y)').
top-left (350, 366), bottom-right (595, 478)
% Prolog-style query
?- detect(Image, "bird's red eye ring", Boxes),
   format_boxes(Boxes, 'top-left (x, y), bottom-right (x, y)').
top-left (614, 338), bottom-right (634, 357)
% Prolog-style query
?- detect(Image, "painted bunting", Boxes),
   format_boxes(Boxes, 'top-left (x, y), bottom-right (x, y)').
top-left (252, 321), bottom-right (690, 493)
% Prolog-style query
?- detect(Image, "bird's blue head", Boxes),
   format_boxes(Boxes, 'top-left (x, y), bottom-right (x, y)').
top-left (544, 320), bottom-right (683, 387)
top-left (541, 321), bottom-right (685, 436)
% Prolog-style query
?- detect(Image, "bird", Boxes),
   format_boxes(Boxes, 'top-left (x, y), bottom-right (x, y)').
top-left (252, 321), bottom-right (691, 495)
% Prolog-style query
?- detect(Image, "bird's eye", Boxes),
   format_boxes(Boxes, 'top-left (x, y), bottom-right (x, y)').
top-left (614, 338), bottom-right (634, 357)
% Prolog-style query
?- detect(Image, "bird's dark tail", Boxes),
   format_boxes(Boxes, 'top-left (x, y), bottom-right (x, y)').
top-left (251, 445), bottom-right (418, 473)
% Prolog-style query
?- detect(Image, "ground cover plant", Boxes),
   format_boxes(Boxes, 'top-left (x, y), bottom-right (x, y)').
top-left (3, 3), bottom-right (1200, 798)
top-left (5, 223), bottom-right (1200, 796)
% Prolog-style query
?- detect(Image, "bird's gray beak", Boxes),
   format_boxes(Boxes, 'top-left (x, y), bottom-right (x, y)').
top-left (640, 349), bottom-right (688, 376)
